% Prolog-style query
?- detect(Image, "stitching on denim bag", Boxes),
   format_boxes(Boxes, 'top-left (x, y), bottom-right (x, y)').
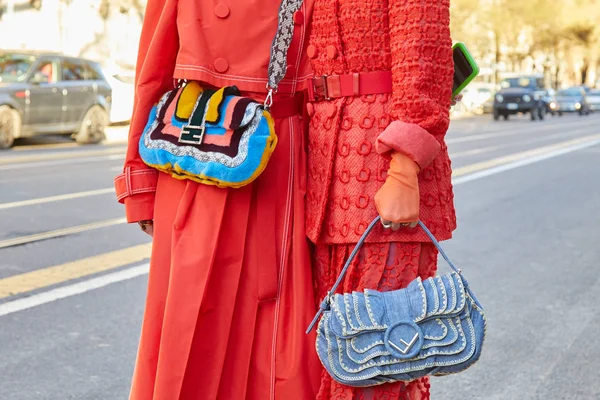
top-left (423, 318), bottom-right (447, 341)
top-left (445, 275), bottom-right (457, 314)
top-left (426, 277), bottom-right (440, 317)
top-left (416, 278), bottom-right (427, 321)
top-left (452, 272), bottom-right (467, 312)
top-left (436, 276), bottom-right (448, 313)
top-left (352, 292), bottom-right (366, 328)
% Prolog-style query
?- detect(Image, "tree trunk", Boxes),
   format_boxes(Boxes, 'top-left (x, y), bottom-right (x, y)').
top-left (581, 58), bottom-right (589, 85)
top-left (494, 31), bottom-right (501, 85)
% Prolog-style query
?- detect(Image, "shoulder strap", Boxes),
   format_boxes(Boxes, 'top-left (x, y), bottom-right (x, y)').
top-left (306, 216), bottom-right (461, 333)
top-left (267, 0), bottom-right (304, 94)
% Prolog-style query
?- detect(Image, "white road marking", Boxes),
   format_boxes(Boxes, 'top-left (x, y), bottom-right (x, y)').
top-left (0, 154), bottom-right (124, 171)
top-left (450, 126), bottom-right (595, 159)
top-left (452, 134), bottom-right (600, 183)
top-left (1, 131), bottom-right (599, 315)
top-left (0, 188), bottom-right (114, 210)
top-left (0, 263), bottom-right (149, 317)
top-left (446, 118), bottom-right (595, 144)
top-left (0, 218), bottom-right (127, 249)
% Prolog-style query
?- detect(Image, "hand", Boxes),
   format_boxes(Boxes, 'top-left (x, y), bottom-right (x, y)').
top-left (138, 220), bottom-right (154, 237)
top-left (450, 93), bottom-right (463, 108)
top-left (374, 152), bottom-right (420, 231)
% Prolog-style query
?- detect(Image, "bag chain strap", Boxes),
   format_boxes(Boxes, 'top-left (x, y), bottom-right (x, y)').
top-left (306, 216), bottom-right (463, 333)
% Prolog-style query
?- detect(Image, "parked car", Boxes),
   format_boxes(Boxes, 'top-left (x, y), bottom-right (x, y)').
top-left (585, 89), bottom-right (600, 112)
top-left (552, 87), bottom-right (590, 116)
top-left (0, 50), bottom-right (111, 148)
top-left (493, 75), bottom-right (547, 121)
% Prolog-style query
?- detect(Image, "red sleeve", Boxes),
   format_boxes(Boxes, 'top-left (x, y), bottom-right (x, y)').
top-left (376, 0), bottom-right (453, 169)
top-left (113, 0), bottom-right (179, 223)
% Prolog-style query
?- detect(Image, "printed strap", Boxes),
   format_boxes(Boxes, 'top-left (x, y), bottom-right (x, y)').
top-left (306, 216), bottom-right (462, 334)
top-left (265, 0), bottom-right (304, 106)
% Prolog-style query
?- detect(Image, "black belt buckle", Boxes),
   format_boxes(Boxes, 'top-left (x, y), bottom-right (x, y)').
top-left (178, 124), bottom-right (205, 145)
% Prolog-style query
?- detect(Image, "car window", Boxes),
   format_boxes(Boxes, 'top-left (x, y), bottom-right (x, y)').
top-left (61, 59), bottom-right (86, 81)
top-left (557, 88), bottom-right (582, 96)
top-left (0, 53), bottom-right (36, 82)
top-left (83, 61), bottom-right (104, 81)
top-left (30, 59), bottom-right (59, 84)
top-left (500, 77), bottom-right (542, 90)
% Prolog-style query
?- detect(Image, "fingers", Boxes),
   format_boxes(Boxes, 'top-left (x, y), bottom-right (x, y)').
top-left (450, 93), bottom-right (463, 108)
top-left (145, 225), bottom-right (154, 237)
top-left (381, 219), bottom-right (393, 229)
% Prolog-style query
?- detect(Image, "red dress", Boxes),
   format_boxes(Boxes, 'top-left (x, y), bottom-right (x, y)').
top-left (304, 0), bottom-right (456, 398)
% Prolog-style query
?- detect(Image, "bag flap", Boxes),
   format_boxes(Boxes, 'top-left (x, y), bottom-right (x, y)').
top-left (328, 272), bottom-right (467, 339)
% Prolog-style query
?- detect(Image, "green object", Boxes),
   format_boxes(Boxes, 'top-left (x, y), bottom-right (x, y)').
top-left (452, 42), bottom-right (479, 97)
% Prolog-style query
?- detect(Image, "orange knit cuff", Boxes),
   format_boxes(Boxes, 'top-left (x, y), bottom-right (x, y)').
top-left (375, 121), bottom-right (441, 168)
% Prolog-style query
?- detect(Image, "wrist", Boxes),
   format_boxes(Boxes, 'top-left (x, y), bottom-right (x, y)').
top-left (137, 220), bottom-right (154, 233)
top-left (390, 151), bottom-right (420, 174)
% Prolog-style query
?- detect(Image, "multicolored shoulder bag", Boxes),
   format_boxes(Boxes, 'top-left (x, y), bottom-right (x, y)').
top-left (138, 0), bottom-right (304, 188)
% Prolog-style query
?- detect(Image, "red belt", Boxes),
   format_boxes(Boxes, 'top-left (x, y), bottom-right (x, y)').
top-left (307, 71), bottom-right (392, 102)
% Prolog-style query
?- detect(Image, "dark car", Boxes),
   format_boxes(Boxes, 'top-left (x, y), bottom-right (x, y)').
top-left (493, 76), bottom-right (546, 121)
top-left (0, 50), bottom-right (111, 149)
top-left (551, 87), bottom-right (590, 116)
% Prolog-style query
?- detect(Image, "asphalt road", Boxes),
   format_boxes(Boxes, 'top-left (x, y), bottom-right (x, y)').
top-left (0, 113), bottom-right (599, 400)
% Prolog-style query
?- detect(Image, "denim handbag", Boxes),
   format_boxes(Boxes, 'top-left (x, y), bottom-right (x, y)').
top-left (306, 217), bottom-right (486, 387)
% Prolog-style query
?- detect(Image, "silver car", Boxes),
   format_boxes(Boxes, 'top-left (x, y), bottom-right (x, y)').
top-left (0, 51), bottom-right (112, 149)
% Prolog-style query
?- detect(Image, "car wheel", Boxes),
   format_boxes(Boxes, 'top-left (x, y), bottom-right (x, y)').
top-left (0, 105), bottom-right (20, 149)
top-left (558, 112), bottom-right (563, 117)
top-left (503, 114), bottom-right (509, 120)
top-left (493, 110), bottom-right (500, 121)
top-left (74, 105), bottom-right (108, 145)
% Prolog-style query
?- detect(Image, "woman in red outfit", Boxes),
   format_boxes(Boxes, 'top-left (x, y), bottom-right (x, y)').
top-left (114, 0), bottom-right (322, 398)
top-left (305, 0), bottom-right (456, 399)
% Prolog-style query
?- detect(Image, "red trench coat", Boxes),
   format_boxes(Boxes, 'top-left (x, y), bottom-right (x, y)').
top-left (114, 0), bottom-right (321, 398)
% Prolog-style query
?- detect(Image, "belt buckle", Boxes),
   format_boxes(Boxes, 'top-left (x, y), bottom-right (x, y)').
top-left (312, 75), bottom-right (330, 101)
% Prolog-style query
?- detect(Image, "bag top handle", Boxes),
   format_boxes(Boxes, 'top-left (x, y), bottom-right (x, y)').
top-left (306, 216), bottom-right (461, 334)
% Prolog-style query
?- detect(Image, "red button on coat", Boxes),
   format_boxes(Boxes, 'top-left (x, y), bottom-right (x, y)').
top-left (214, 3), bottom-right (230, 18)
top-left (293, 10), bottom-right (304, 25)
top-left (214, 58), bottom-right (229, 73)
top-left (307, 45), bottom-right (318, 59)
top-left (326, 45), bottom-right (338, 59)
